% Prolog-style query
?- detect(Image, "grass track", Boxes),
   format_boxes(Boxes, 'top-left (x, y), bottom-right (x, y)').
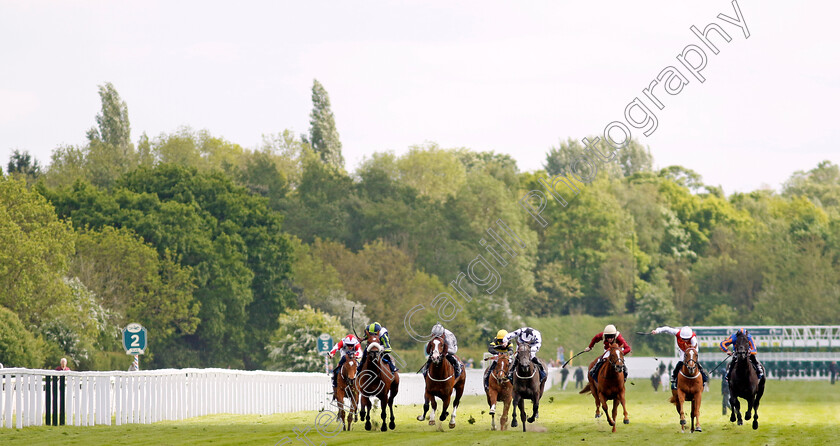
top-left (2, 380), bottom-right (838, 445)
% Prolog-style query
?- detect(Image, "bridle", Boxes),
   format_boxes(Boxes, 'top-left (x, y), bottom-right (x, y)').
top-left (515, 344), bottom-right (536, 379)
top-left (607, 343), bottom-right (625, 374)
top-left (426, 335), bottom-right (454, 382)
top-left (341, 353), bottom-right (358, 388)
top-left (680, 348), bottom-right (701, 380)
top-left (490, 355), bottom-right (511, 384)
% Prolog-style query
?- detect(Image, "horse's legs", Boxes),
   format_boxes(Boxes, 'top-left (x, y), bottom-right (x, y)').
top-left (611, 398), bottom-right (620, 431)
top-left (752, 389), bottom-right (762, 430)
top-left (379, 393), bottom-right (389, 432)
top-left (439, 393), bottom-right (451, 422)
top-left (387, 392), bottom-right (396, 431)
top-left (429, 394), bottom-right (438, 427)
top-left (511, 394), bottom-right (519, 428)
top-left (527, 394), bottom-right (540, 423)
top-left (362, 396), bottom-right (372, 431)
top-left (693, 393), bottom-right (702, 432)
top-left (592, 385), bottom-right (602, 418)
top-left (744, 395), bottom-right (753, 421)
top-left (620, 387), bottom-right (629, 424)
top-left (500, 392), bottom-right (511, 431)
top-left (517, 394), bottom-right (527, 432)
top-left (730, 395), bottom-right (742, 425)
top-left (677, 391), bottom-right (686, 433)
top-left (417, 391), bottom-right (430, 423)
top-left (599, 392), bottom-right (615, 432)
top-left (451, 380), bottom-right (464, 428)
top-left (488, 388), bottom-right (497, 430)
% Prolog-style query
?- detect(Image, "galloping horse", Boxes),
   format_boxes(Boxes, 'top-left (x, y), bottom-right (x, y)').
top-left (484, 354), bottom-right (512, 431)
top-left (335, 351), bottom-right (359, 431)
top-left (728, 331), bottom-right (765, 429)
top-left (580, 342), bottom-right (629, 432)
top-left (670, 347), bottom-right (703, 432)
top-left (416, 334), bottom-right (466, 430)
top-left (510, 343), bottom-right (545, 432)
top-left (357, 333), bottom-right (400, 431)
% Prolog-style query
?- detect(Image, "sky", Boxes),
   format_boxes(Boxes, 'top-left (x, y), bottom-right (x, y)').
top-left (1, 0), bottom-right (838, 194)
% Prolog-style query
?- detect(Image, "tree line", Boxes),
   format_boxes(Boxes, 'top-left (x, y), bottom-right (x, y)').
top-left (2, 81), bottom-right (839, 370)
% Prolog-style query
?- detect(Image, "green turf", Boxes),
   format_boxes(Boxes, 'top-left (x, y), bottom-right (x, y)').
top-left (2, 380), bottom-right (838, 445)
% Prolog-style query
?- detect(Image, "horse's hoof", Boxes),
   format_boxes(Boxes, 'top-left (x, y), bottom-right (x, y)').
top-left (730, 413), bottom-right (736, 423)
top-left (449, 423), bottom-right (455, 429)
top-left (680, 420), bottom-right (686, 426)
top-left (365, 421), bottom-right (372, 431)
top-left (745, 412), bottom-right (751, 420)
top-left (381, 424), bottom-right (387, 432)
top-left (429, 420), bottom-right (435, 426)
top-left (595, 413), bottom-right (601, 419)
top-left (694, 427), bottom-right (702, 433)
top-left (511, 419), bottom-right (518, 427)
top-left (623, 419), bottom-right (630, 424)
top-left (737, 420), bottom-right (743, 426)
top-left (527, 416), bottom-right (535, 423)
top-left (416, 415), bottom-right (425, 421)
top-left (752, 420), bottom-right (758, 430)
top-left (389, 421), bottom-right (396, 430)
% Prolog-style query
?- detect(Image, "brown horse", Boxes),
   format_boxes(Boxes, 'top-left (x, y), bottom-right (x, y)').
top-left (580, 342), bottom-right (629, 432)
top-left (485, 354), bottom-right (513, 431)
top-left (509, 343), bottom-right (545, 432)
top-left (416, 334), bottom-right (466, 430)
top-left (357, 333), bottom-right (400, 431)
top-left (334, 351), bottom-right (359, 431)
top-left (669, 347), bottom-right (703, 433)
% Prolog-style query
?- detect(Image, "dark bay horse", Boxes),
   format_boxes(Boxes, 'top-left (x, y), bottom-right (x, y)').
top-left (580, 342), bottom-right (629, 432)
top-left (416, 334), bottom-right (466, 430)
top-left (510, 343), bottom-right (545, 432)
top-left (335, 351), bottom-right (359, 431)
top-left (670, 347), bottom-right (703, 432)
top-left (728, 331), bottom-right (765, 429)
top-left (358, 333), bottom-right (400, 431)
top-left (484, 354), bottom-right (512, 431)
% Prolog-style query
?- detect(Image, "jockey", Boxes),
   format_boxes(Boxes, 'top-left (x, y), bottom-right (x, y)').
top-left (584, 324), bottom-right (631, 382)
top-left (361, 321), bottom-right (398, 373)
top-left (720, 328), bottom-right (764, 381)
top-left (503, 327), bottom-right (547, 383)
top-left (484, 329), bottom-right (514, 391)
top-left (650, 326), bottom-right (708, 389)
top-left (419, 323), bottom-right (462, 378)
top-left (328, 334), bottom-right (362, 390)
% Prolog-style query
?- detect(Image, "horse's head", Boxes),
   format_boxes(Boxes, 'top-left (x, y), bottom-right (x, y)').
top-left (426, 335), bottom-right (447, 365)
top-left (494, 354), bottom-right (511, 381)
top-left (516, 343), bottom-right (532, 373)
top-left (366, 333), bottom-right (383, 359)
top-left (734, 330), bottom-right (750, 359)
top-left (342, 351), bottom-right (358, 384)
top-left (608, 342), bottom-right (625, 374)
top-left (684, 347), bottom-right (698, 375)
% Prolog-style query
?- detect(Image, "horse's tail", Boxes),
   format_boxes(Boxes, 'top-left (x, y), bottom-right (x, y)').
top-left (579, 382), bottom-right (592, 394)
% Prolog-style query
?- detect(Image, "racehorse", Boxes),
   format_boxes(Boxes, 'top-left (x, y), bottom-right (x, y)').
top-left (484, 354), bottom-right (512, 431)
top-left (669, 347), bottom-right (703, 432)
top-left (728, 330), bottom-right (765, 429)
top-left (580, 342), bottom-right (629, 432)
top-left (416, 334), bottom-right (466, 430)
top-left (357, 333), bottom-right (400, 432)
top-left (334, 351), bottom-right (359, 431)
top-left (509, 343), bottom-right (545, 432)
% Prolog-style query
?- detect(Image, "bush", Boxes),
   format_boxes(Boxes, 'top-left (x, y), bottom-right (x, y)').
top-left (0, 306), bottom-right (45, 368)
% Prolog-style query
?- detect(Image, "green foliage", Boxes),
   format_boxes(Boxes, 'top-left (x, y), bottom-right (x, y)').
top-left (0, 306), bottom-right (45, 368)
top-left (305, 79), bottom-right (344, 168)
top-left (265, 305), bottom-right (345, 372)
top-left (6, 149), bottom-right (42, 180)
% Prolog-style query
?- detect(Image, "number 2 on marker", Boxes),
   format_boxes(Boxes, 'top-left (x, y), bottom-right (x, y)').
top-left (131, 334), bottom-right (140, 347)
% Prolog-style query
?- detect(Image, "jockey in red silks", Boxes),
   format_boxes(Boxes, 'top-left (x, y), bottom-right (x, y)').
top-left (328, 334), bottom-right (362, 389)
top-left (584, 324), bottom-right (631, 382)
top-left (650, 326), bottom-right (708, 389)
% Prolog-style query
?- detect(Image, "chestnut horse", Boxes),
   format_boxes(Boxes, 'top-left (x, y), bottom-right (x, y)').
top-left (669, 347), bottom-right (703, 432)
top-left (335, 351), bottom-right (359, 431)
top-left (485, 354), bottom-right (513, 431)
top-left (510, 343), bottom-right (545, 432)
top-left (358, 333), bottom-right (400, 431)
top-left (580, 342), bottom-right (629, 432)
top-left (416, 334), bottom-right (466, 430)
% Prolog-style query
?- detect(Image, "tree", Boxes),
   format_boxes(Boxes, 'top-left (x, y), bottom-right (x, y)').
top-left (396, 144), bottom-right (467, 201)
top-left (304, 79), bottom-right (344, 168)
top-left (265, 306), bottom-right (346, 372)
top-left (783, 160), bottom-right (840, 209)
top-left (88, 82), bottom-right (132, 150)
top-left (0, 306), bottom-right (45, 368)
top-left (6, 149), bottom-right (42, 180)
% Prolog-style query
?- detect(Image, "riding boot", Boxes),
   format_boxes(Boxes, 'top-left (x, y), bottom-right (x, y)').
top-left (420, 358), bottom-right (430, 376)
top-left (383, 354), bottom-right (398, 373)
top-left (483, 363), bottom-right (494, 391)
top-left (447, 354), bottom-right (461, 378)
top-left (590, 357), bottom-right (603, 382)
top-left (671, 361), bottom-right (683, 390)
top-left (331, 369), bottom-right (339, 397)
top-left (750, 355), bottom-right (764, 380)
top-left (698, 363), bottom-right (709, 384)
top-left (532, 357), bottom-right (546, 382)
top-left (508, 358), bottom-right (516, 381)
